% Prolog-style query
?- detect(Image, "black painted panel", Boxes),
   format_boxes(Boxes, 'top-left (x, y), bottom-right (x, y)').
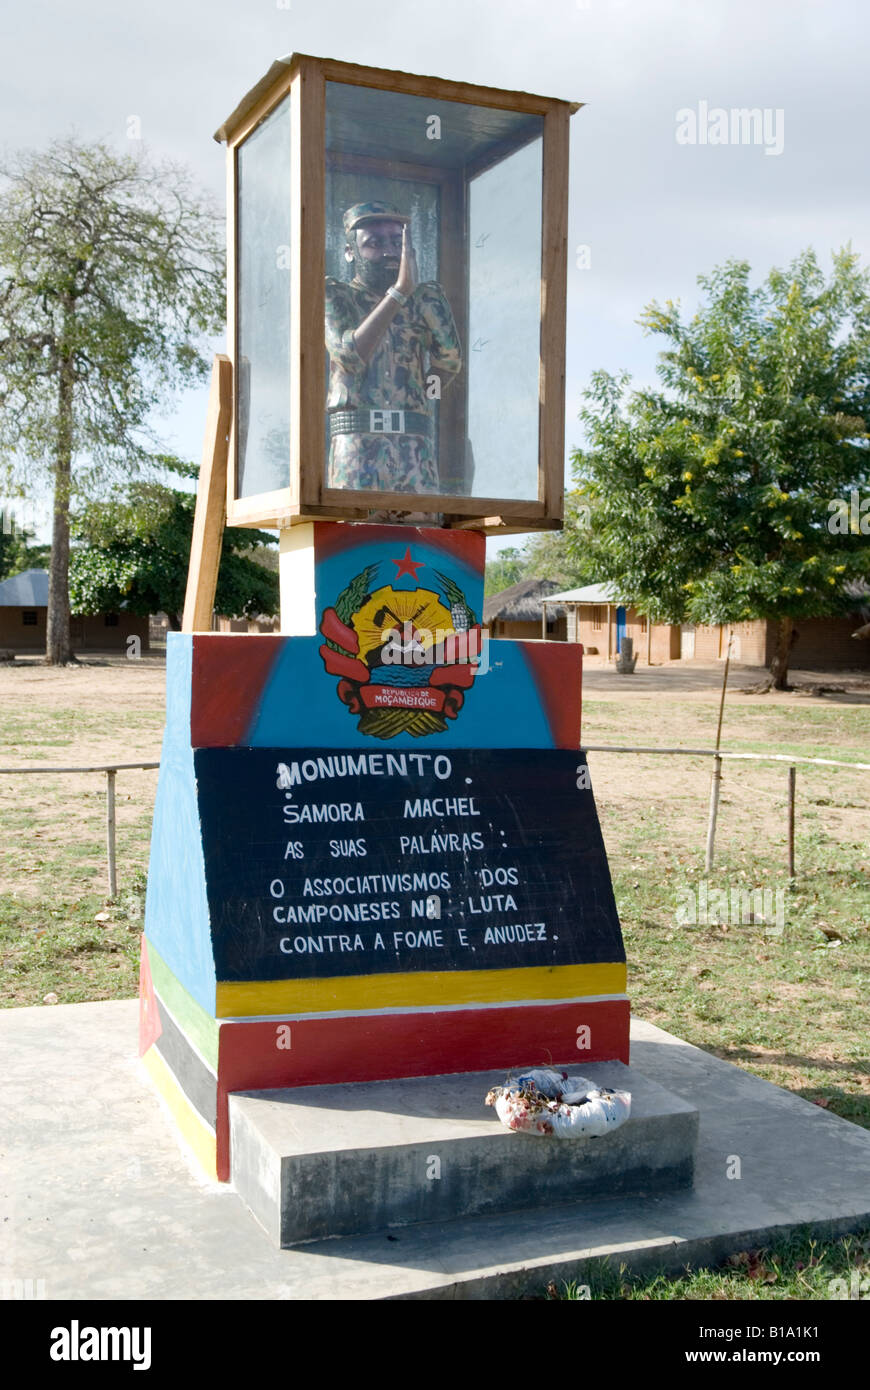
top-left (194, 748), bottom-right (624, 982)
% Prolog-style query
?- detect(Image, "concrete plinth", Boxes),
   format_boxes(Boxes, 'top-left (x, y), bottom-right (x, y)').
top-left (230, 1063), bottom-right (697, 1246)
top-left (3, 1001), bottom-right (869, 1300)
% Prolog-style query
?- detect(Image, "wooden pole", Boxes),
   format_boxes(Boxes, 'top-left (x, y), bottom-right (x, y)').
top-left (106, 769), bottom-right (117, 899)
top-left (704, 628), bottom-right (731, 871)
top-left (705, 753), bottom-right (722, 873)
top-left (541, 600), bottom-right (547, 641)
top-left (714, 627), bottom-right (732, 752)
top-left (182, 354), bottom-right (233, 633)
top-left (788, 765), bottom-right (796, 877)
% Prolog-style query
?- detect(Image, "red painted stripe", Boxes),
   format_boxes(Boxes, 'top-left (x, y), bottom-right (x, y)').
top-left (214, 999), bottom-right (628, 1180)
top-left (313, 521), bottom-right (485, 580)
top-left (521, 642), bottom-right (583, 748)
top-left (138, 935), bottom-right (162, 1056)
top-left (190, 636), bottom-right (285, 747)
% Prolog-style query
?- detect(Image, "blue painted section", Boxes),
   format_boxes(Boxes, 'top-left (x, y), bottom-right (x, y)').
top-left (314, 535), bottom-right (484, 625)
top-left (245, 636), bottom-right (554, 749)
top-left (616, 606), bottom-right (627, 654)
top-left (144, 636), bottom-right (216, 1014)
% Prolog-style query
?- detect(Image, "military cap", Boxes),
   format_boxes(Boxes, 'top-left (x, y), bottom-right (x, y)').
top-left (343, 201), bottom-right (410, 238)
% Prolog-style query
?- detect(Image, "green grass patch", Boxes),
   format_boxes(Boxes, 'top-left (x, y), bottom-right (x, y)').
top-left (553, 1226), bottom-right (870, 1300)
top-left (614, 829), bottom-right (869, 1127)
top-left (0, 869), bottom-right (145, 1006)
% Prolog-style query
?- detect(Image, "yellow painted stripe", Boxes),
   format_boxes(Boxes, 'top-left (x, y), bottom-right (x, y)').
top-left (142, 1046), bottom-right (217, 1180)
top-left (216, 962), bottom-right (626, 1019)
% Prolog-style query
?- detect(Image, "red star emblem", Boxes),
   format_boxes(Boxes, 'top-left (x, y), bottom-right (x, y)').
top-left (392, 546), bottom-right (424, 582)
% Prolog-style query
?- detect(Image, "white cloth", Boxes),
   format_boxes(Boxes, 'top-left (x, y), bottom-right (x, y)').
top-left (485, 1069), bottom-right (631, 1139)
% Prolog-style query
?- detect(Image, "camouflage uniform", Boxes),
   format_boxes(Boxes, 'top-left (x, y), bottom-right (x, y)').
top-left (325, 275), bottom-right (462, 493)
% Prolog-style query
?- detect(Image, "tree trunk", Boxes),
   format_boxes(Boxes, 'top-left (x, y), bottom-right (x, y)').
top-left (768, 616), bottom-right (794, 689)
top-left (168, 613), bottom-right (182, 631)
top-left (747, 616), bottom-right (794, 692)
top-left (46, 334), bottom-right (75, 665)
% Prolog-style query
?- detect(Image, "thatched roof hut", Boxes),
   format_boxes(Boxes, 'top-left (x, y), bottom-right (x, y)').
top-left (483, 578), bottom-right (566, 626)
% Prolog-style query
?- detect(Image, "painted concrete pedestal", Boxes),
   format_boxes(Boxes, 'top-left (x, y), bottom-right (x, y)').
top-left (230, 1062), bottom-right (698, 1247)
top-left (141, 524), bottom-right (631, 1193)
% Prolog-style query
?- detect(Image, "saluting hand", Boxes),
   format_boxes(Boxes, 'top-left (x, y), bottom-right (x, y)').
top-left (394, 225), bottom-right (418, 297)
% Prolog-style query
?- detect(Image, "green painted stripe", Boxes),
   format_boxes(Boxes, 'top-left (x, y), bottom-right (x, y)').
top-left (146, 939), bottom-right (219, 1068)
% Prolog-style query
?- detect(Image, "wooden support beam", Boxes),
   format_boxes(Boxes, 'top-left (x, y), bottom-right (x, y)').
top-left (183, 355), bottom-right (233, 633)
top-left (449, 515), bottom-right (507, 531)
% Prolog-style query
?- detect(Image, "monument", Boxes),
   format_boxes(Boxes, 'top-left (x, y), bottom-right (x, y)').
top-left (139, 54), bottom-right (695, 1241)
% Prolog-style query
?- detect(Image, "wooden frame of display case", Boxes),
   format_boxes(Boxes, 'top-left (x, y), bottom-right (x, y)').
top-left (215, 54), bottom-right (580, 534)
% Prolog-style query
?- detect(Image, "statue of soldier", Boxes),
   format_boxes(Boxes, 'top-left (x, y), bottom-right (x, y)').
top-left (325, 201), bottom-right (462, 498)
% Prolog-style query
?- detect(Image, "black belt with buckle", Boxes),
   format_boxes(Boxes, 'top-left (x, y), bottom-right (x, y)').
top-left (328, 408), bottom-right (433, 438)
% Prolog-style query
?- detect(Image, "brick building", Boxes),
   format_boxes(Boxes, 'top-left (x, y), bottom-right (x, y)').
top-left (515, 581), bottom-right (870, 670)
top-left (542, 584), bottom-right (681, 662)
top-left (690, 615), bottom-right (868, 669)
top-left (0, 569), bottom-right (150, 654)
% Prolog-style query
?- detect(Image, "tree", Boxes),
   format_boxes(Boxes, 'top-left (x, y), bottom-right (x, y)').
top-left (572, 249), bottom-right (870, 689)
top-left (68, 468), bottom-right (279, 629)
top-left (519, 494), bottom-right (598, 589)
top-left (484, 546), bottom-right (526, 597)
top-left (0, 137), bottom-right (224, 663)
top-left (484, 495), bottom-right (598, 596)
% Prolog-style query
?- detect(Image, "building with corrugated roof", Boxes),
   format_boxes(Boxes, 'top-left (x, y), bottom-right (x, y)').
top-left (0, 569), bottom-right (150, 655)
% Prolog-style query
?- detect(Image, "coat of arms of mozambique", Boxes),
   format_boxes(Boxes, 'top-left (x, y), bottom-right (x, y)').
top-left (317, 546), bottom-right (485, 739)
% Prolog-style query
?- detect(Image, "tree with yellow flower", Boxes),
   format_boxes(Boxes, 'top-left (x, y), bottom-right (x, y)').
top-left (571, 249), bottom-right (870, 689)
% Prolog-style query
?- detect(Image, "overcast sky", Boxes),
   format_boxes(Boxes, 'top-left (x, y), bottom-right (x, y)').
top-left (4, 0), bottom-right (869, 552)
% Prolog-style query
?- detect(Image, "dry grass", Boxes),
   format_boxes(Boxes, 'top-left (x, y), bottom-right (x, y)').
top-left (0, 652), bottom-right (867, 1130)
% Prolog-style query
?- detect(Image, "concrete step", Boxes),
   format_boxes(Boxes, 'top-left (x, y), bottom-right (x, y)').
top-left (229, 1061), bottom-right (698, 1247)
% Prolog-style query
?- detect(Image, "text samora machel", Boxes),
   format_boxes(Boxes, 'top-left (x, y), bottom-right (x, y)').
top-left (281, 796), bottom-right (481, 824)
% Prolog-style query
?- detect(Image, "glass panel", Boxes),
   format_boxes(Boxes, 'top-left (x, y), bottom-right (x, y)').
top-left (467, 138), bottom-right (542, 498)
top-left (324, 81), bottom-right (542, 503)
top-left (236, 97), bottom-right (292, 498)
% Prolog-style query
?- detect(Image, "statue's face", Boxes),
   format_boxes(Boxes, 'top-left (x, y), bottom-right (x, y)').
top-left (345, 219), bottom-right (403, 294)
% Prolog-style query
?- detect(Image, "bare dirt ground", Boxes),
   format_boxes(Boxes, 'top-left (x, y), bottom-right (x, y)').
top-left (581, 659), bottom-right (869, 857)
top-left (3, 649), bottom-right (867, 728)
top-left (0, 651), bottom-right (167, 759)
top-left (581, 653), bottom-right (870, 702)
top-left (0, 651), bottom-right (866, 870)
top-left (0, 654), bottom-right (165, 897)
top-left (1, 648), bottom-right (866, 1131)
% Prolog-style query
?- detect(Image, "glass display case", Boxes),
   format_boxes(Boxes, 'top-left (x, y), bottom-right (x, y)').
top-left (216, 54), bottom-right (578, 531)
